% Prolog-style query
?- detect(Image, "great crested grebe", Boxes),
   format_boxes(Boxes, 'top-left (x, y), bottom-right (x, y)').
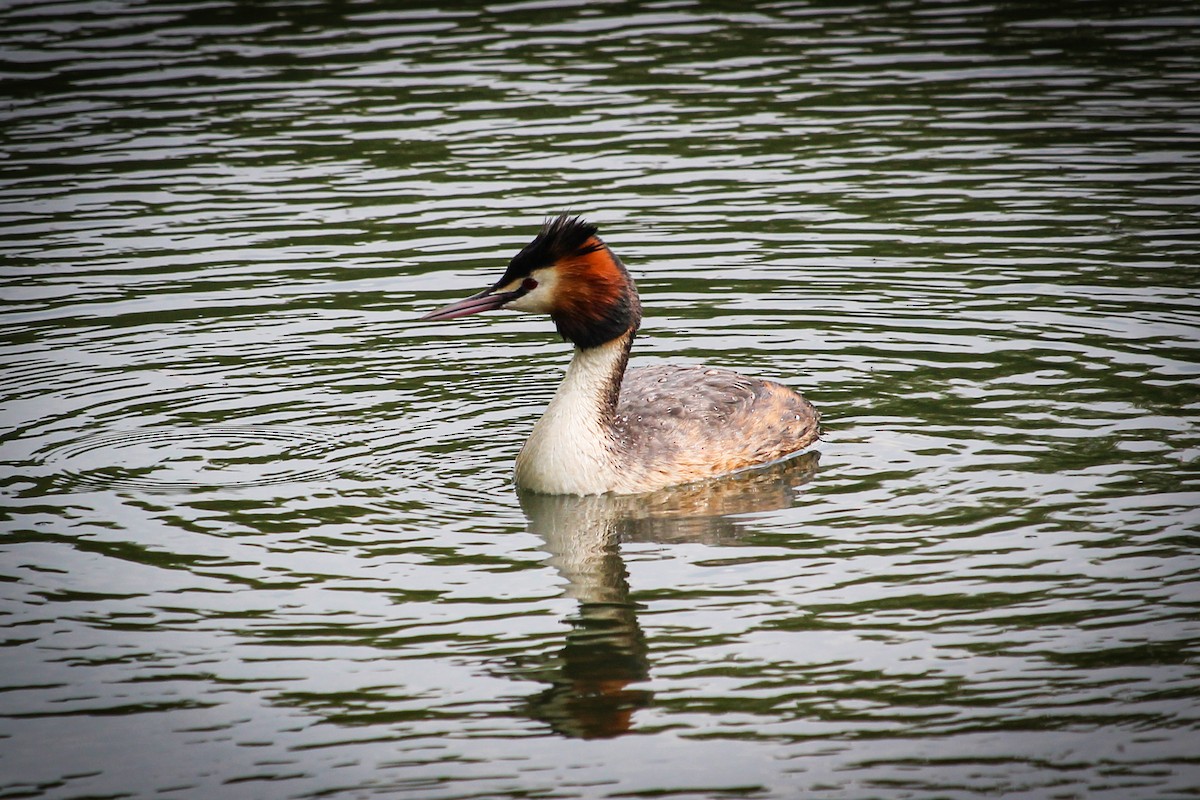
top-left (421, 215), bottom-right (820, 495)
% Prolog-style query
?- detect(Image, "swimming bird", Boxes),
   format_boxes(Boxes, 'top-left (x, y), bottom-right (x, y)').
top-left (421, 215), bottom-right (820, 495)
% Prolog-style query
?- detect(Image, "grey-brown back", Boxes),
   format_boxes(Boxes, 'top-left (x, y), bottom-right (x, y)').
top-left (611, 364), bottom-right (820, 487)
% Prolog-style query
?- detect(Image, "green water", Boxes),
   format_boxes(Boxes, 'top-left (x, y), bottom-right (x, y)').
top-left (2, 2), bottom-right (1199, 798)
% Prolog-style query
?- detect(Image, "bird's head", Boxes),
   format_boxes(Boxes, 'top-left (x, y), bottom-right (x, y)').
top-left (421, 214), bottom-right (641, 349)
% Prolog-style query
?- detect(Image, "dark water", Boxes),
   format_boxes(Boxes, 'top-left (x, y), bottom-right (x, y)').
top-left (3, 2), bottom-right (1200, 798)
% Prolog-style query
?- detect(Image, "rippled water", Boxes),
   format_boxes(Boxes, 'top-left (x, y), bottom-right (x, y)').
top-left (3, 2), bottom-right (1200, 798)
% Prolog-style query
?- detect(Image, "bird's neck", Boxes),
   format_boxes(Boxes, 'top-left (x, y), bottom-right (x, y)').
top-left (515, 330), bottom-right (633, 494)
top-left (562, 329), bottom-right (632, 422)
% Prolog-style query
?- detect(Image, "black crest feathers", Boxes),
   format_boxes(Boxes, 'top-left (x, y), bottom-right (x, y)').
top-left (501, 214), bottom-right (602, 281)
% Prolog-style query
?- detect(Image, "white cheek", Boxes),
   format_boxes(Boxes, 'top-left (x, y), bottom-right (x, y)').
top-left (504, 268), bottom-right (557, 314)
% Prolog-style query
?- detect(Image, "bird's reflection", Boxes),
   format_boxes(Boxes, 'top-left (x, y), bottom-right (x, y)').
top-left (516, 451), bottom-right (820, 739)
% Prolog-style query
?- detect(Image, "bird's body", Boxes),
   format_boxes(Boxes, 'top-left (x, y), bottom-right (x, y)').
top-left (422, 215), bottom-right (819, 495)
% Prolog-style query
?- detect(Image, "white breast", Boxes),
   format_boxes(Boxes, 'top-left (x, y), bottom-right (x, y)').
top-left (515, 337), bottom-right (626, 495)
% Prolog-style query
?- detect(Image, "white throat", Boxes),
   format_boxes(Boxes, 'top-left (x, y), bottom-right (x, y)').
top-left (515, 335), bottom-right (629, 495)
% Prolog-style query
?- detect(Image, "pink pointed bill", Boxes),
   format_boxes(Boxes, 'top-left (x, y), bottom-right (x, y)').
top-left (421, 288), bottom-right (510, 321)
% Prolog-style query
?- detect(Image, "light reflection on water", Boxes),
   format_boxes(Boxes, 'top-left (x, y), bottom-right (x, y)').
top-left (3, 1), bottom-right (1200, 798)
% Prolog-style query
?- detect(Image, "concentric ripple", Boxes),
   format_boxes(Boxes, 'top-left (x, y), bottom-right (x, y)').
top-left (40, 425), bottom-right (361, 492)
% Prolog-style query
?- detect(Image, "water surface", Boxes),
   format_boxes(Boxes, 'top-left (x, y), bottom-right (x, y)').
top-left (2, 2), bottom-right (1200, 798)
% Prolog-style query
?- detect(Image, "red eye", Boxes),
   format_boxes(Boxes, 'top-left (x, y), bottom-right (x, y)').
top-left (521, 278), bottom-right (538, 291)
